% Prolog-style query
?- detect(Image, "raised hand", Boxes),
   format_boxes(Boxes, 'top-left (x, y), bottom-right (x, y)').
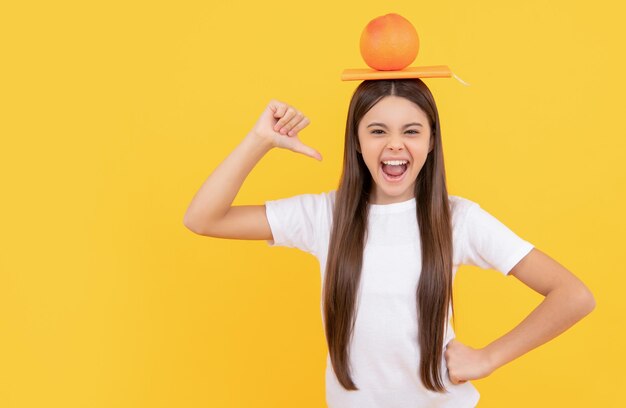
top-left (250, 99), bottom-right (323, 161)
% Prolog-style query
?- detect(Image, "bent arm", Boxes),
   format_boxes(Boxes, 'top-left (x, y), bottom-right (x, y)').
top-left (483, 248), bottom-right (596, 372)
top-left (183, 132), bottom-right (273, 235)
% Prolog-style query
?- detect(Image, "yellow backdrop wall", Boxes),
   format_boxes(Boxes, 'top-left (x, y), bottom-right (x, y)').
top-left (1, 0), bottom-right (623, 407)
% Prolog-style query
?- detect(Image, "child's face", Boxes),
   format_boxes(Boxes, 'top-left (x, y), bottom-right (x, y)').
top-left (357, 95), bottom-right (433, 205)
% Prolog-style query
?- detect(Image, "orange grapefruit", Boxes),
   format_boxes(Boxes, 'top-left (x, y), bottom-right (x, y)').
top-left (359, 13), bottom-right (420, 71)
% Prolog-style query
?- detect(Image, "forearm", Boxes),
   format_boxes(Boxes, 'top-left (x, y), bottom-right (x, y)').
top-left (483, 286), bottom-right (595, 372)
top-left (184, 132), bottom-right (273, 228)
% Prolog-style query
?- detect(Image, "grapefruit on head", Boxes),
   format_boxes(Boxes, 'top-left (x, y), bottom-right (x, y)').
top-left (359, 13), bottom-right (420, 71)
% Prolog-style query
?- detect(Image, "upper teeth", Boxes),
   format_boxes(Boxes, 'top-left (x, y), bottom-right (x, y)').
top-left (382, 160), bottom-right (408, 166)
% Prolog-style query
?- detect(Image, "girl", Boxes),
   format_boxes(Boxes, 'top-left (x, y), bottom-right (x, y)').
top-left (184, 78), bottom-right (595, 408)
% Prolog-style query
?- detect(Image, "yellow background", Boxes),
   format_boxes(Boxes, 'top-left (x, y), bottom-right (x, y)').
top-left (1, 0), bottom-right (624, 407)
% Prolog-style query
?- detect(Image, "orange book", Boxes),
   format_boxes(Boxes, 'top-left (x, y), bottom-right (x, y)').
top-left (340, 65), bottom-right (453, 81)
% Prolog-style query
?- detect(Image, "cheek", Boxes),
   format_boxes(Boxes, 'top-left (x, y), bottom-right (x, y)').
top-left (360, 144), bottom-right (382, 165)
top-left (406, 146), bottom-right (430, 169)
top-left (411, 141), bottom-right (431, 156)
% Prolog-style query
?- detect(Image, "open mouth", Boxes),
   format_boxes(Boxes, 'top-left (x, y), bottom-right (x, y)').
top-left (380, 161), bottom-right (409, 182)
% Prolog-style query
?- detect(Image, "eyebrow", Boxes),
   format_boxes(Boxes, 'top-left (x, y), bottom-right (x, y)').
top-left (367, 122), bottom-right (423, 129)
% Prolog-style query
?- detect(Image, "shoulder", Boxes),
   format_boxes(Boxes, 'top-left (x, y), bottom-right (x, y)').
top-left (448, 195), bottom-right (484, 265)
top-left (448, 194), bottom-right (480, 225)
top-left (448, 194), bottom-right (479, 208)
top-left (264, 190), bottom-right (336, 226)
top-left (301, 189), bottom-right (336, 209)
top-left (266, 189), bottom-right (335, 206)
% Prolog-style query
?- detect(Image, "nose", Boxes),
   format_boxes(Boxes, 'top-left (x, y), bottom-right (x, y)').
top-left (386, 136), bottom-right (405, 151)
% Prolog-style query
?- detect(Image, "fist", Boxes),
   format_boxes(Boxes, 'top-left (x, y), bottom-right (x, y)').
top-left (444, 339), bottom-right (495, 385)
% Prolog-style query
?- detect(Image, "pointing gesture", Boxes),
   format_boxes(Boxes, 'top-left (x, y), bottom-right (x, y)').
top-left (251, 99), bottom-right (323, 161)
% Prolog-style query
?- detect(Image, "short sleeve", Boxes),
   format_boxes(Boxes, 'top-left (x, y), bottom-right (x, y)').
top-left (460, 203), bottom-right (534, 275)
top-left (264, 191), bottom-right (332, 257)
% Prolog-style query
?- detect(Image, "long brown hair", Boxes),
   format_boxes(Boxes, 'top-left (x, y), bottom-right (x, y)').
top-left (323, 78), bottom-right (455, 393)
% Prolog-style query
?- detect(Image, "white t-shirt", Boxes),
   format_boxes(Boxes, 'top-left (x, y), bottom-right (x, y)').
top-left (264, 190), bottom-right (534, 408)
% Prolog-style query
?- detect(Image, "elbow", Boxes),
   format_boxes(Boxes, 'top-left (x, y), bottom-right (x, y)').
top-left (584, 291), bottom-right (596, 314)
top-left (183, 214), bottom-right (205, 235)
top-left (576, 286), bottom-right (596, 316)
top-left (183, 216), bottom-right (195, 232)
top-left (553, 283), bottom-right (596, 317)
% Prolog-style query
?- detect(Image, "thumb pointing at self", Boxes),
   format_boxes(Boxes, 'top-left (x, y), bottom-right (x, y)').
top-left (252, 99), bottom-right (323, 161)
top-left (274, 131), bottom-right (323, 161)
